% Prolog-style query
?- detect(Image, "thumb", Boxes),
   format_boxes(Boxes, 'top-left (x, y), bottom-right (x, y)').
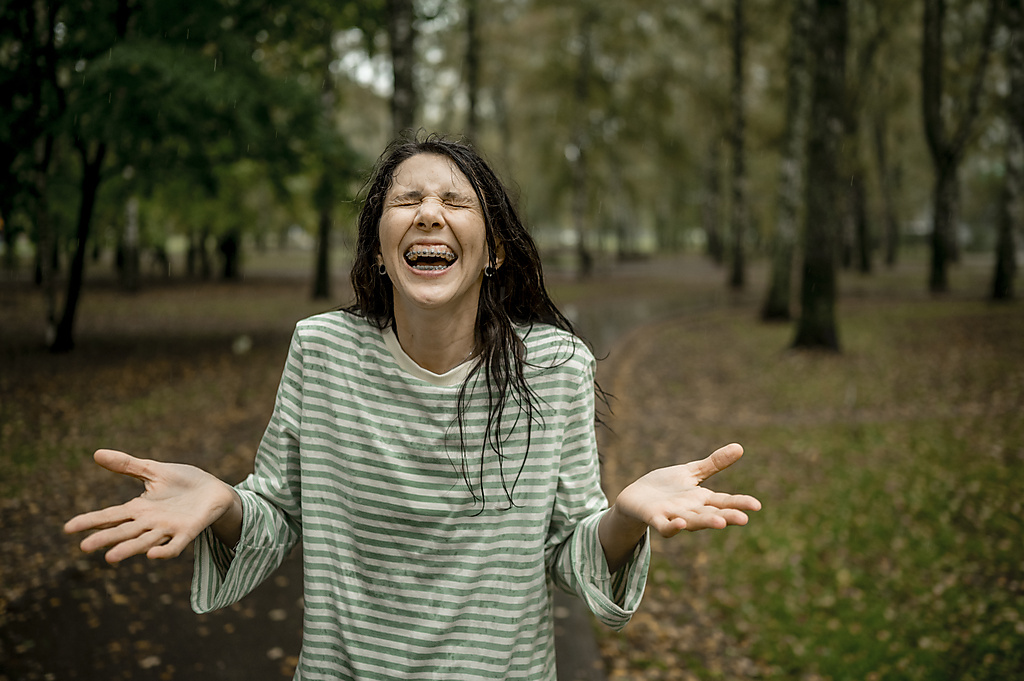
top-left (93, 449), bottom-right (153, 482)
top-left (692, 443), bottom-right (744, 484)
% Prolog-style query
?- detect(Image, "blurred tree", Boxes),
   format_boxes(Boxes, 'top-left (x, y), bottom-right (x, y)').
top-left (702, 138), bottom-right (726, 265)
top-left (762, 0), bottom-right (814, 321)
top-left (0, 0), bottom-right (358, 350)
top-left (265, 1), bottom-right (380, 299)
top-left (992, 0), bottom-right (1023, 300)
top-left (570, 4), bottom-right (597, 278)
top-left (389, 0), bottom-right (419, 137)
top-left (871, 104), bottom-right (902, 268)
top-left (464, 0), bottom-right (481, 142)
top-left (793, 0), bottom-right (847, 351)
top-left (728, 0), bottom-right (749, 289)
top-left (921, 0), bottom-right (1000, 293)
top-left (839, 0), bottom-right (891, 275)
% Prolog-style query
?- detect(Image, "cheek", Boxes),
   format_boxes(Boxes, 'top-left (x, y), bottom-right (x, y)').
top-left (377, 219), bottom-right (401, 257)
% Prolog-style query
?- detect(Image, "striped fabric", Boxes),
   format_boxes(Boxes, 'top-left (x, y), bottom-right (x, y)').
top-left (191, 311), bottom-right (649, 680)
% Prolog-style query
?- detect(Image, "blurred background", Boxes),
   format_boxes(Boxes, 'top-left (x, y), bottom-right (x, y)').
top-left (1, 0), bottom-right (1022, 680)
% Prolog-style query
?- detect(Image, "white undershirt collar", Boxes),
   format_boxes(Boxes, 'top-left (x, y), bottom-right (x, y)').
top-left (380, 325), bottom-right (477, 387)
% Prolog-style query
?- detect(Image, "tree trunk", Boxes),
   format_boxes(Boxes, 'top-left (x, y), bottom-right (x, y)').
top-left (872, 110), bottom-right (901, 267)
top-left (388, 0), bottom-right (418, 139)
top-left (312, 207), bottom-right (332, 300)
top-left (312, 47), bottom-right (336, 301)
top-left (852, 171), bottom-right (871, 274)
top-left (929, 159), bottom-right (958, 293)
top-left (993, 0), bottom-right (1024, 300)
top-left (571, 7), bottom-right (597, 279)
top-left (921, 0), bottom-right (999, 293)
top-left (702, 139), bottom-right (724, 265)
top-left (991, 130), bottom-right (1021, 300)
top-left (464, 0), bottom-right (480, 142)
top-left (763, 0), bottom-right (814, 321)
top-left (51, 142), bottom-right (106, 353)
top-left (200, 226), bottom-right (213, 279)
top-left (120, 196), bottom-right (140, 292)
top-left (34, 134), bottom-right (58, 344)
top-left (728, 0), bottom-right (747, 290)
top-left (793, 0), bottom-right (847, 352)
top-left (218, 231), bottom-right (241, 280)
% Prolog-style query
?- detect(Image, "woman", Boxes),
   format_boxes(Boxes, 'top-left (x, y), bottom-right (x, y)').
top-left (65, 135), bottom-right (761, 680)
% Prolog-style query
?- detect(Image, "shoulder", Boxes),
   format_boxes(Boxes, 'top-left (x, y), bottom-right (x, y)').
top-left (295, 309), bottom-right (375, 339)
top-left (290, 309), bottom-right (384, 358)
top-left (518, 323), bottom-right (595, 380)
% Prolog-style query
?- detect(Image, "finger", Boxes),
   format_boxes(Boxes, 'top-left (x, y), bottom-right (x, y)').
top-left (93, 449), bottom-right (155, 483)
top-left (682, 508), bottom-right (750, 531)
top-left (691, 443), bottom-right (744, 484)
top-left (704, 491), bottom-right (762, 512)
top-left (105, 529), bottom-right (170, 564)
top-left (79, 519), bottom-right (147, 554)
top-left (650, 516), bottom-right (687, 538)
top-left (147, 534), bottom-right (190, 560)
top-left (65, 504), bottom-right (134, 535)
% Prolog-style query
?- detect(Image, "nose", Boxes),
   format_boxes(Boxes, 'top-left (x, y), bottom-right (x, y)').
top-left (415, 197), bottom-right (445, 231)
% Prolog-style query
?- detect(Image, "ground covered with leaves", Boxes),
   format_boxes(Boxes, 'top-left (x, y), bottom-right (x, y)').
top-left (595, 262), bottom-right (1024, 680)
top-left (1, 253), bottom-right (1020, 680)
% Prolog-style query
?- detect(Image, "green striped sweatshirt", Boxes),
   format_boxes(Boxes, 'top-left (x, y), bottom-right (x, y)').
top-left (191, 311), bottom-right (649, 680)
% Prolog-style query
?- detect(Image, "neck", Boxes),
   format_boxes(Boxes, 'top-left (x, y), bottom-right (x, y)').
top-left (392, 303), bottom-right (479, 375)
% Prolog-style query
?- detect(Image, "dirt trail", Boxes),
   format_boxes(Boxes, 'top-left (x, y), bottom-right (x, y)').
top-left (0, 256), bottom-right (754, 681)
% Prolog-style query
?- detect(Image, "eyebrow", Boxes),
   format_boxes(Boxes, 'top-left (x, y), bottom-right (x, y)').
top-left (388, 190), bottom-right (476, 204)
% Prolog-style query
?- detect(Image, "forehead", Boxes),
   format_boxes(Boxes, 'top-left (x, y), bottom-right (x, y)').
top-left (388, 153), bottom-right (475, 196)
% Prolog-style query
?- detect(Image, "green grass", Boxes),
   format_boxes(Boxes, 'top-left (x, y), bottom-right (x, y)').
top-left (601, 293), bottom-right (1024, 680)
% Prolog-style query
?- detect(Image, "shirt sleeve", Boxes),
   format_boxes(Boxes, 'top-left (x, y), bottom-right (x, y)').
top-left (545, 348), bottom-right (650, 631)
top-left (191, 328), bottom-right (306, 614)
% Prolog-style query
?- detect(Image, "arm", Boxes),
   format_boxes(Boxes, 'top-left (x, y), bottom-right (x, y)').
top-left (599, 443), bottom-right (762, 573)
top-left (64, 449), bottom-right (242, 564)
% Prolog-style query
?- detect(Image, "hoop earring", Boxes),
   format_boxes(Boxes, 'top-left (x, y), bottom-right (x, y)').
top-left (378, 263), bottom-right (387, 276)
top-left (484, 265), bottom-right (495, 277)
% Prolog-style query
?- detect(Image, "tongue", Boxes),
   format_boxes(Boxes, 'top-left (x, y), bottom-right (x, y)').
top-left (410, 256), bottom-right (451, 269)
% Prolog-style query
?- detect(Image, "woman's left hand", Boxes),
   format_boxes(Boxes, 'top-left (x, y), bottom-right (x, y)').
top-left (614, 442), bottom-right (762, 538)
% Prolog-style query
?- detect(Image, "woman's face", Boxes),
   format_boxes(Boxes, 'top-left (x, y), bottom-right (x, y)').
top-left (378, 153), bottom-right (496, 323)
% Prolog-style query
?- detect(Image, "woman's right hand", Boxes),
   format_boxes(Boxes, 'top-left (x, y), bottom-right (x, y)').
top-left (64, 449), bottom-right (242, 564)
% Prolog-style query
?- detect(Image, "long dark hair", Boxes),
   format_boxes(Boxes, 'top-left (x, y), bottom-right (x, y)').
top-left (346, 133), bottom-right (582, 509)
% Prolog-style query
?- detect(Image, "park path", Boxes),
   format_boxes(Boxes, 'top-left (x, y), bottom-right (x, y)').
top-left (0, 255), bottom-right (752, 681)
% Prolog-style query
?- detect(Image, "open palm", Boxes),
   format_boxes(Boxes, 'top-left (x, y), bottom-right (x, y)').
top-left (616, 443), bottom-right (762, 538)
top-left (64, 449), bottom-right (238, 564)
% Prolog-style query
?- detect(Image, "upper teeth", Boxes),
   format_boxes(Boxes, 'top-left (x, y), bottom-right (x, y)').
top-left (405, 247), bottom-right (456, 262)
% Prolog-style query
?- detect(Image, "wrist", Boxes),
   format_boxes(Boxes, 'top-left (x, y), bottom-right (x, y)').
top-left (599, 503), bottom-right (649, 574)
top-left (606, 502), bottom-right (649, 539)
top-left (210, 484), bottom-right (243, 548)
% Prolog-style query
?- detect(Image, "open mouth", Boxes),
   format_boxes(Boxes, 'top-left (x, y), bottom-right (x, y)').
top-left (404, 245), bottom-right (457, 271)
